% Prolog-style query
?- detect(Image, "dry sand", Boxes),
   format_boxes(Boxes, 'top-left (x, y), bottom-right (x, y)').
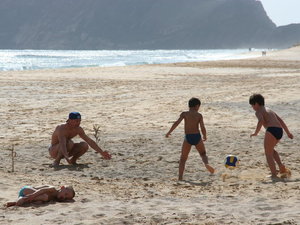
top-left (0, 46), bottom-right (300, 224)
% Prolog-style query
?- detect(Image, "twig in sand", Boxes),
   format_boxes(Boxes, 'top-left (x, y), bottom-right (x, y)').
top-left (92, 125), bottom-right (101, 144)
top-left (9, 145), bottom-right (17, 172)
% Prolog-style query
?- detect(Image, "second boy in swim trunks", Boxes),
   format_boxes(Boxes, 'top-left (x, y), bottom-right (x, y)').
top-left (166, 98), bottom-right (215, 180)
top-left (249, 94), bottom-right (294, 179)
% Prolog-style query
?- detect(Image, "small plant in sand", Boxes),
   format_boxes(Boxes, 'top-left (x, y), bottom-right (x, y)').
top-left (8, 145), bottom-right (16, 172)
top-left (92, 125), bottom-right (101, 144)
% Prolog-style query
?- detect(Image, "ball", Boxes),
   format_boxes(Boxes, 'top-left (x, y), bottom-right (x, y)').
top-left (225, 155), bottom-right (239, 169)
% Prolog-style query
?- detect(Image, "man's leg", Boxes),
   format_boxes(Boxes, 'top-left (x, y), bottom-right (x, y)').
top-left (179, 140), bottom-right (192, 181)
top-left (195, 141), bottom-right (215, 174)
top-left (264, 132), bottom-right (278, 177)
top-left (69, 142), bottom-right (89, 165)
top-left (49, 140), bottom-right (74, 166)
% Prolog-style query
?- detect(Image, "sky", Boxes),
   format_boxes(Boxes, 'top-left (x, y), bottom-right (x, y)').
top-left (259, 0), bottom-right (300, 26)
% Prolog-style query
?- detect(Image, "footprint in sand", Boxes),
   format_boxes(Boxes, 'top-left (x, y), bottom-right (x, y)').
top-left (80, 198), bottom-right (91, 203)
top-left (92, 213), bottom-right (105, 218)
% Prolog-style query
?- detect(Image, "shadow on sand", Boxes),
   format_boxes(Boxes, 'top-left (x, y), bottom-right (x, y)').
top-left (45, 163), bottom-right (90, 171)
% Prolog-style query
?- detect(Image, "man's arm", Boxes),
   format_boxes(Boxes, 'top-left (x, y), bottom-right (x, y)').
top-left (78, 127), bottom-right (111, 159)
top-left (166, 112), bottom-right (184, 137)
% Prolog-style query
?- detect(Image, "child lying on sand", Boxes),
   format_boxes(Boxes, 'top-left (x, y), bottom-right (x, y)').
top-left (5, 185), bottom-right (75, 207)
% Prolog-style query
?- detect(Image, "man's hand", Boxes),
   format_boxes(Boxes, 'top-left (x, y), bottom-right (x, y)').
top-left (101, 151), bottom-right (112, 160)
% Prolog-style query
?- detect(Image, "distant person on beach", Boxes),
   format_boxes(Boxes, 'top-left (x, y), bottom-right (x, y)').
top-left (166, 97), bottom-right (215, 180)
top-left (5, 185), bottom-right (75, 207)
top-left (249, 94), bottom-right (293, 179)
top-left (49, 112), bottom-right (111, 166)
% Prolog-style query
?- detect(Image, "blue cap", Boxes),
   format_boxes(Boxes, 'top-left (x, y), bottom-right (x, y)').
top-left (68, 112), bottom-right (81, 120)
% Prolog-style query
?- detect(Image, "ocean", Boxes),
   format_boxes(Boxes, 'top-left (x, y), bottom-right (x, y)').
top-left (0, 49), bottom-right (262, 71)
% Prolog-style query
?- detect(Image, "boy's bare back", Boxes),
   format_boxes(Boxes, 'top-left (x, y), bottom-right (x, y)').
top-left (181, 111), bottom-right (203, 134)
top-left (256, 107), bottom-right (281, 128)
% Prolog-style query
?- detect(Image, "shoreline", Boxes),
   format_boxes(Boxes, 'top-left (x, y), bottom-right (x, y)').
top-left (1, 46), bottom-right (299, 224)
top-left (0, 48), bottom-right (268, 72)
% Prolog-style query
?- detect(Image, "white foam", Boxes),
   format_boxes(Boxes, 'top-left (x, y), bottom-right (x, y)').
top-left (0, 49), bottom-right (266, 71)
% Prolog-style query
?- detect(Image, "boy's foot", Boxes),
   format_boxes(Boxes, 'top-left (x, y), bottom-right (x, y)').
top-left (279, 168), bottom-right (291, 178)
top-left (205, 164), bottom-right (215, 174)
top-left (279, 165), bottom-right (287, 174)
top-left (5, 202), bottom-right (16, 207)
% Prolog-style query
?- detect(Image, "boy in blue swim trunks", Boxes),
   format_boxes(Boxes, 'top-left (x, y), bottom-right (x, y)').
top-left (166, 97), bottom-right (215, 180)
top-left (249, 94), bottom-right (294, 179)
top-left (5, 185), bottom-right (75, 207)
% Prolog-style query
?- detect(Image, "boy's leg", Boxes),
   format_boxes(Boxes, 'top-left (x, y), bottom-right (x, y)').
top-left (195, 141), bottom-right (215, 174)
top-left (69, 142), bottom-right (89, 165)
top-left (273, 149), bottom-right (286, 173)
top-left (179, 140), bottom-right (192, 181)
top-left (264, 132), bottom-right (279, 177)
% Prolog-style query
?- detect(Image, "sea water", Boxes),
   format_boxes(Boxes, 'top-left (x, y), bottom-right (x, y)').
top-left (0, 49), bottom-right (262, 71)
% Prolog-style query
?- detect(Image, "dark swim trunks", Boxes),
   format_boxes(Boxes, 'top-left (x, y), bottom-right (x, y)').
top-left (266, 127), bottom-right (283, 140)
top-left (185, 133), bottom-right (202, 145)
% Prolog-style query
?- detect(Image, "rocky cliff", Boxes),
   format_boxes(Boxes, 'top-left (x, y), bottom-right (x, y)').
top-left (0, 0), bottom-right (299, 49)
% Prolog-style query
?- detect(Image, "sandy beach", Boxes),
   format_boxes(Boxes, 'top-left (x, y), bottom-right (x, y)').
top-left (1, 47), bottom-right (300, 225)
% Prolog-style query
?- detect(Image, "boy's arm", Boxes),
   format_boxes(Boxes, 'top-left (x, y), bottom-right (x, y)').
top-left (276, 114), bottom-right (293, 139)
top-left (78, 127), bottom-right (111, 159)
top-left (166, 113), bottom-right (184, 137)
top-left (199, 114), bottom-right (207, 141)
top-left (250, 120), bottom-right (263, 137)
top-left (251, 112), bottom-right (263, 137)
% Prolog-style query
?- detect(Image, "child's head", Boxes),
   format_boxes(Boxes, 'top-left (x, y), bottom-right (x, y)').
top-left (57, 185), bottom-right (75, 201)
top-left (249, 94), bottom-right (265, 106)
top-left (249, 94), bottom-right (265, 111)
top-left (188, 97), bottom-right (201, 108)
